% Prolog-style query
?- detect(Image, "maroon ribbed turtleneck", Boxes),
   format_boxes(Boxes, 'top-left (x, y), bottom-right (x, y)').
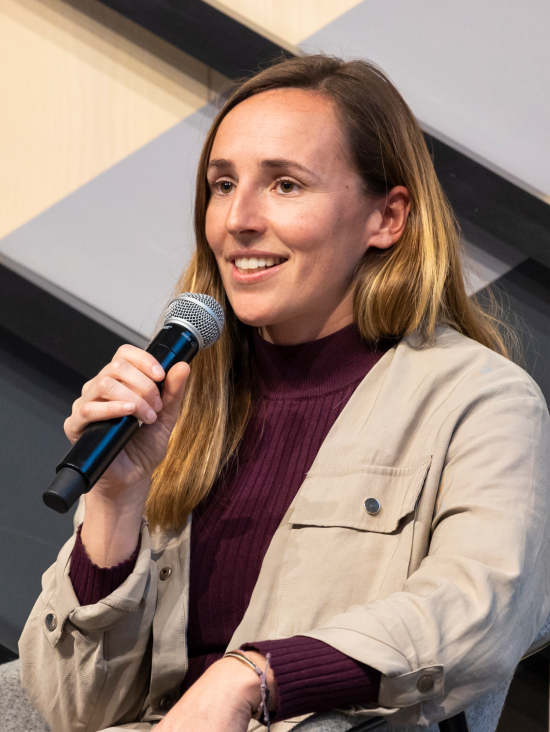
top-left (71, 324), bottom-right (383, 720)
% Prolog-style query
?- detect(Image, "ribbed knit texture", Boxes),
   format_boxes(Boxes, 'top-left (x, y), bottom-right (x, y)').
top-left (182, 325), bottom-right (383, 716)
top-left (70, 524), bottom-right (141, 606)
top-left (70, 324), bottom-right (385, 718)
top-left (242, 637), bottom-right (381, 720)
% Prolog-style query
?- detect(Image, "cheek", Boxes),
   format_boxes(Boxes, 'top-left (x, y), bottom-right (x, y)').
top-left (205, 211), bottom-right (231, 276)
top-left (283, 207), bottom-right (363, 273)
top-left (204, 207), bottom-right (219, 251)
top-left (272, 207), bottom-right (334, 259)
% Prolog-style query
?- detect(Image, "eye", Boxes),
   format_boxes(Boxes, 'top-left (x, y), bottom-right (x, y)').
top-left (213, 180), bottom-right (234, 194)
top-left (276, 178), bottom-right (300, 194)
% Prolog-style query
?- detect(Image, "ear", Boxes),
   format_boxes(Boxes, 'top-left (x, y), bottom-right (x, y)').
top-left (366, 186), bottom-right (411, 251)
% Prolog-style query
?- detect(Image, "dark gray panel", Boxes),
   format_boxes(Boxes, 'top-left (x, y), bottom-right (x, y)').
top-left (0, 327), bottom-right (82, 653)
top-left (0, 643), bottom-right (17, 663)
top-left (96, 0), bottom-right (292, 78)
top-left (429, 141), bottom-right (550, 270)
top-left (0, 264), bottom-right (126, 381)
top-left (480, 259), bottom-right (550, 404)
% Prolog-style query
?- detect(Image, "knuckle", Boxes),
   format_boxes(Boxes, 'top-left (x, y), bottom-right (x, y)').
top-left (117, 343), bottom-right (136, 360)
top-left (79, 402), bottom-right (92, 419)
top-left (98, 376), bottom-right (115, 395)
top-left (111, 358), bottom-right (125, 374)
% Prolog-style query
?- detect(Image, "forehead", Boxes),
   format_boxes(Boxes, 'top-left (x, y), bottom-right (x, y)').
top-left (210, 88), bottom-right (345, 163)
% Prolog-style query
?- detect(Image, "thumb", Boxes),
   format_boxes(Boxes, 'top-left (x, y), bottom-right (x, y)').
top-left (157, 362), bottom-right (191, 425)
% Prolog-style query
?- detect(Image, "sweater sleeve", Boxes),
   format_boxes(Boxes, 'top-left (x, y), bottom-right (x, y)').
top-left (69, 524), bottom-right (141, 606)
top-left (241, 636), bottom-right (380, 721)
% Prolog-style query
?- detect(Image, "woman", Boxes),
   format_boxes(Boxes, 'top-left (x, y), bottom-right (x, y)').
top-left (20, 55), bottom-right (550, 732)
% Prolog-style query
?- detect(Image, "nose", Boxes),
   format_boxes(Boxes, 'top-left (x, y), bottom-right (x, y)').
top-left (225, 183), bottom-right (267, 241)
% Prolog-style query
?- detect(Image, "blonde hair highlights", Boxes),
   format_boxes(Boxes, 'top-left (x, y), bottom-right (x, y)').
top-left (146, 55), bottom-right (512, 531)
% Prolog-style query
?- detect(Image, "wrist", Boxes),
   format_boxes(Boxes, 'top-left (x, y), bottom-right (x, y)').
top-left (224, 650), bottom-right (278, 714)
top-left (81, 490), bottom-right (146, 567)
top-left (218, 656), bottom-right (261, 715)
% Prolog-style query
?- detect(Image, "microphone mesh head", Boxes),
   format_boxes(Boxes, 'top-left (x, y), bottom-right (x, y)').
top-left (164, 293), bottom-right (224, 350)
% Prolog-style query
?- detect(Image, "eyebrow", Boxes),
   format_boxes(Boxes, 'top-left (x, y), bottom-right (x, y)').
top-left (207, 158), bottom-right (232, 171)
top-left (207, 157), bottom-right (320, 181)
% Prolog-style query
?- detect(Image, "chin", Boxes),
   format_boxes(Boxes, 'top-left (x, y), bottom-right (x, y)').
top-left (230, 304), bottom-right (278, 329)
top-left (234, 312), bottom-right (272, 328)
top-left (226, 294), bottom-right (277, 328)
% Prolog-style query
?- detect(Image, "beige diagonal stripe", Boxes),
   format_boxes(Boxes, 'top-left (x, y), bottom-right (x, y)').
top-left (208, 0), bottom-right (364, 46)
top-left (0, 0), bottom-right (226, 240)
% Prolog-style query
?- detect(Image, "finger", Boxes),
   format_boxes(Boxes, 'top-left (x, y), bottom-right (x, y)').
top-left (157, 362), bottom-right (190, 423)
top-left (81, 379), bottom-right (94, 396)
top-left (64, 401), bottom-right (136, 442)
top-left (113, 344), bottom-right (165, 383)
top-left (105, 358), bottom-right (163, 411)
top-left (81, 376), bottom-right (159, 425)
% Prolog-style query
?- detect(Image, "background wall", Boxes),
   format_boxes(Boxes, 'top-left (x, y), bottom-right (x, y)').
top-left (219, 0), bottom-right (550, 201)
top-left (0, 0), bottom-right (548, 667)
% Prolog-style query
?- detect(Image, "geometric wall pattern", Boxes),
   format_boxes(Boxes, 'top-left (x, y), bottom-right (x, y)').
top-left (0, 0), bottom-right (224, 240)
top-left (1, 106), bottom-right (216, 338)
top-left (0, 0), bottom-right (548, 661)
top-left (229, 0), bottom-right (550, 200)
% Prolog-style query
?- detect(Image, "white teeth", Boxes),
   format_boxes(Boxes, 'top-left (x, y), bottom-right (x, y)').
top-left (234, 256), bottom-right (285, 272)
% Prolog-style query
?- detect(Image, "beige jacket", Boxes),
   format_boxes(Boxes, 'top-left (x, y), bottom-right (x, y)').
top-left (19, 328), bottom-right (550, 732)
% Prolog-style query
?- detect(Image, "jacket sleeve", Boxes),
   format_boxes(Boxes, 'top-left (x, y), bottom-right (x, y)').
top-left (303, 378), bottom-right (550, 725)
top-left (18, 517), bottom-right (157, 732)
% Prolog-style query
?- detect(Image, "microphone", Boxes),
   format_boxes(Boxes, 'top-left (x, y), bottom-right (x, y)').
top-left (42, 293), bottom-right (224, 514)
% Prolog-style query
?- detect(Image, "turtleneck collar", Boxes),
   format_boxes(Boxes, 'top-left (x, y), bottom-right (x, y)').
top-left (252, 324), bottom-right (384, 400)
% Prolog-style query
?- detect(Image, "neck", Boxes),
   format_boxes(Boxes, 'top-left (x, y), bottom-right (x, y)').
top-left (259, 293), bottom-right (354, 346)
top-left (252, 322), bottom-right (382, 399)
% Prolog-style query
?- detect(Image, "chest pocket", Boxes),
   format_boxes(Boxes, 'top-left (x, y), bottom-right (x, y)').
top-left (289, 457), bottom-right (432, 533)
top-left (275, 457), bottom-right (432, 636)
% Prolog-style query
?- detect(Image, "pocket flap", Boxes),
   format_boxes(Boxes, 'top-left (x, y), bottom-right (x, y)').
top-left (289, 458), bottom-right (431, 533)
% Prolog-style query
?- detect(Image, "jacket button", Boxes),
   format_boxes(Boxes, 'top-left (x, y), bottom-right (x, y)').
top-left (45, 613), bottom-right (58, 632)
top-left (159, 567), bottom-right (172, 581)
top-left (417, 675), bottom-right (435, 693)
top-left (363, 498), bottom-right (380, 515)
top-left (159, 694), bottom-right (172, 710)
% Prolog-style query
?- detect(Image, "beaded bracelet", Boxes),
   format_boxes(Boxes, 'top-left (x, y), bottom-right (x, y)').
top-left (223, 650), bottom-right (272, 730)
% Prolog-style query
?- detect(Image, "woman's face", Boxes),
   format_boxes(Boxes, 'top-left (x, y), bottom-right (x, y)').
top-left (205, 88), bottom-right (399, 344)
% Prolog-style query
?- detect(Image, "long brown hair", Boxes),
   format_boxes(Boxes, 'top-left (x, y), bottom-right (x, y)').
top-left (146, 54), bottom-right (511, 531)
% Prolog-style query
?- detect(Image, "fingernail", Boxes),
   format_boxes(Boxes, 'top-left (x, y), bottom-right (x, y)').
top-left (154, 397), bottom-right (163, 411)
top-left (146, 409), bottom-right (157, 423)
top-left (152, 365), bottom-right (164, 379)
top-left (124, 402), bottom-right (135, 412)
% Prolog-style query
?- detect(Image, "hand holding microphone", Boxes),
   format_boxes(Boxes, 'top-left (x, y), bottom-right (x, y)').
top-left (42, 293), bottom-right (224, 514)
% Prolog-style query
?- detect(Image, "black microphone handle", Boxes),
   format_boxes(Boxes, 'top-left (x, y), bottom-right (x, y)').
top-left (42, 323), bottom-right (200, 514)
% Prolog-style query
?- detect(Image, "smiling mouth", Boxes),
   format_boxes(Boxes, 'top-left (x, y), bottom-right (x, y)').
top-left (234, 256), bottom-right (287, 274)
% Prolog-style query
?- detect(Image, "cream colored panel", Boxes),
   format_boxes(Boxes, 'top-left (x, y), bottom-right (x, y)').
top-left (0, 0), bottom-right (223, 239)
top-left (206, 0), bottom-right (364, 46)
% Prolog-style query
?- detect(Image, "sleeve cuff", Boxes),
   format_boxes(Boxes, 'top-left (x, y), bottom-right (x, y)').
top-left (69, 524), bottom-right (141, 606)
top-left (241, 636), bottom-right (380, 721)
